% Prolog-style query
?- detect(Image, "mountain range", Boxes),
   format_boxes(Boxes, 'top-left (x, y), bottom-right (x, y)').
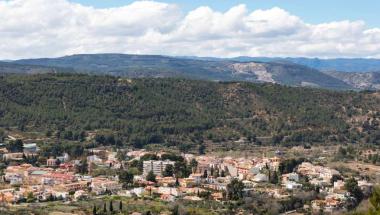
top-left (191, 56), bottom-right (380, 72)
top-left (1, 54), bottom-right (379, 90)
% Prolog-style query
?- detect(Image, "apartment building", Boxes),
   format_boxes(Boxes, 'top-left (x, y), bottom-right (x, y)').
top-left (143, 160), bottom-right (175, 176)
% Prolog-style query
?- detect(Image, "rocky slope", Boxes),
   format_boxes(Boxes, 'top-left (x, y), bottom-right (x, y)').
top-left (323, 71), bottom-right (380, 90)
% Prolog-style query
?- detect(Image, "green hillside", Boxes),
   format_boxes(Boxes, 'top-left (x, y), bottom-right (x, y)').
top-left (0, 73), bottom-right (379, 148)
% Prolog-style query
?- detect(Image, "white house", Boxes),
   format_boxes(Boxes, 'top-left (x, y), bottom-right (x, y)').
top-left (9, 176), bottom-right (23, 185)
top-left (284, 181), bottom-right (303, 190)
top-left (333, 180), bottom-right (345, 191)
top-left (288, 173), bottom-right (299, 182)
top-left (253, 174), bottom-right (268, 182)
top-left (74, 190), bottom-right (88, 201)
top-left (157, 187), bottom-right (180, 197)
top-left (87, 155), bottom-right (102, 164)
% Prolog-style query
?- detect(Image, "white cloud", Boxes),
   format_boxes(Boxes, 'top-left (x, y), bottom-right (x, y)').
top-left (0, 0), bottom-right (379, 59)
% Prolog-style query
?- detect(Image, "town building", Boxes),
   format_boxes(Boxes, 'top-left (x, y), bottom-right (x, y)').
top-left (143, 160), bottom-right (175, 176)
top-left (23, 143), bottom-right (38, 153)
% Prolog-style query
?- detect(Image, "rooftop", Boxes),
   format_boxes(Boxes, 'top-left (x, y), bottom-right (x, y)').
top-left (31, 170), bottom-right (48, 175)
top-left (23, 143), bottom-right (37, 148)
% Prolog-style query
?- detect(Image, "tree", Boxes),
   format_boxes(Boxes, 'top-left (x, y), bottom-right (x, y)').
top-left (47, 194), bottom-right (55, 201)
top-left (198, 144), bottom-right (206, 155)
top-left (172, 204), bottom-right (179, 215)
top-left (92, 205), bottom-right (97, 215)
top-left (345, 177), bottom-right (364, 204)
top-left (109, 200), bottom-right (113, 212)
top-left (103, 202), bottom-right (107, 213)
top-left (220, 170), bottom-right (226, 177)
top-left (106, 135), bottom-right (116, 145)
top-left (77, 159), bottom-right (88, 174)
top-left (199, 191), bottom-right (211, 200)
top-left (203, 170), bottom-right (208, 178)
top-left (6, 139), bottom-right (24, 153)
top-left (269, 171), bottom-right (280, 184)
top-left (0, 128), bottom-right (6, 141)
top-left (116, 150), bottom-right (127, 162)
top-left (330, 174), bottom-right (343, 184)
top-left (160, 153), bottom-right (183, 162)
top-left (146, 170), bottom-right (156, 182)
top-left (163, 164), bottom-right (174, 177)
top-left (119, 170), bottom-right (134, 187)
top-left (174, 160), bottom-right (191, 178)
top-left (190, 158), bottom-right (198, 173)
top-left (370, 186), bottom-right (380, 211)
top-left (178, 143), bottom-right (191, 153)
top-left (140, 153), bottom-right (159, 161)
top-left (95, 134), bottom-right (106, 145)
top-left (278, 158), bottom-right (304, 174)
top-left (119, 200), bottom-right (123, 211)
top-left (26, 192), bottom-right (35, 203)
top-left (79, 131), bottom-right (86, 142)
top-left (226, 178), bottom-right (244, 200)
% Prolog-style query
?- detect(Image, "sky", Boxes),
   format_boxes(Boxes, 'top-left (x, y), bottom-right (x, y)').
top-left (0, 0), bottom-right (380, 59)
top-left (73, 0), bottom-right (380, 28)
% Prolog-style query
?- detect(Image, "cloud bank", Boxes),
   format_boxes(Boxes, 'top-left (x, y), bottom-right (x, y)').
top-left (1, 0), bottom-right (380, 59)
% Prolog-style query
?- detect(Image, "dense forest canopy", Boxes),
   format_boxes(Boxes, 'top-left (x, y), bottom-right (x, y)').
top-left (0, 73), bottom-right (379, 148)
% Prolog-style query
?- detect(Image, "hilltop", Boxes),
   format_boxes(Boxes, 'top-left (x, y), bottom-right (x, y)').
top-left (0, 54), bottom-right (359, 90)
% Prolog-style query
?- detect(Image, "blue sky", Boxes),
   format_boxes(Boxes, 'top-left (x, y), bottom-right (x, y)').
top-left (72, 0), bottom-right (380, 28)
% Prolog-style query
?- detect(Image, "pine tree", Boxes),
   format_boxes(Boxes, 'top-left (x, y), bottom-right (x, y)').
top-left (109, 200), bottom-right (113, 212)
top-left (119, 200), bottom-right (123, 211)
top-left (163, 164), bottom-right (174, 177)
top-left (146, 170), bottom-right (156, 182)
top-left (172, 205), bottom-right (179, 215)
top-left (198, 144), bottom-right (206, 155)
top-left (220, 170), bottom-right (225, 177)
top-left (92, 205), bottom-right (97, 215)
top-left (203, 170), bottom-right (208, 178)
top-left (103, 202), bottom-right (107, 213)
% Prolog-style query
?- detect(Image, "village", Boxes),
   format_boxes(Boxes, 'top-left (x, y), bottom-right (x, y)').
top-left (0, 139), bottom-right (375, 214)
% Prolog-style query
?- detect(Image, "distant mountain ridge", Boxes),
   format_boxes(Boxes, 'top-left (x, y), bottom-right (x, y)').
top-left (1, 53), bottom-right (379, 90)
top-left (0, 61), bottom-right (56, 74)
top-left (183, 56), bottom-right (380, 73)
top-left (323, 71), bottom-right (380, 90)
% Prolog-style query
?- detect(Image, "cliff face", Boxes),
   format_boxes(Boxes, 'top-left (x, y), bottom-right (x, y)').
top-left (230, 62), bottom-right (275, 83)
top-left (324, 71), bottom-right (380, 90)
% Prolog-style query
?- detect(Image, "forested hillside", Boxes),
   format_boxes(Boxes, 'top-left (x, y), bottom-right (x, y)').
top-left (13, 54), bottom-right (353, 90)
top-left (0, 74), bottom-right (379, 149)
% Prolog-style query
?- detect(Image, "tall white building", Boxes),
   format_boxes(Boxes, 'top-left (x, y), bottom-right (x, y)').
top-left (143, 160), bottom-right (175, 176)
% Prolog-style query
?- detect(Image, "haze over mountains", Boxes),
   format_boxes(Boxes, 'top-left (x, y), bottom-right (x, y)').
top-left (1, 54), bottom-right (380, 90)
